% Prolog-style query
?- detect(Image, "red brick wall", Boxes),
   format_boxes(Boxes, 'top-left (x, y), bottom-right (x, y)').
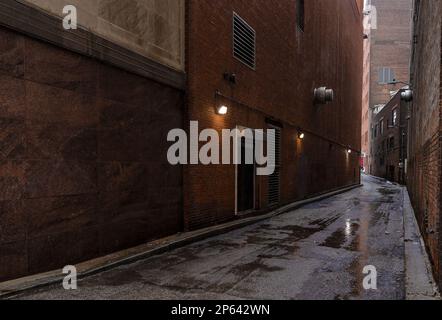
top-left (0, 27), bottom-right (184, 282)
top-left (407, 0), bottom-right (442, 288)
top-left (369, 0), bottom-right (413, 109)
top-left (186, 0), bottom-right (363, 230)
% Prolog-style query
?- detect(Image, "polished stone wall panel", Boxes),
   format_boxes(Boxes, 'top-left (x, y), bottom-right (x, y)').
top-left (0, 26), bottom-right (184, 282)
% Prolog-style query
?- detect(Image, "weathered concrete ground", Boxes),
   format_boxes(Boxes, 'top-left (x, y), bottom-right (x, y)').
top-left (20, 175), bottom-right (407, 300)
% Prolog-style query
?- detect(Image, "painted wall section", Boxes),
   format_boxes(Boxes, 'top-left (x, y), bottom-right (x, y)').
top-left (21, 0), bottom-right (185, 71)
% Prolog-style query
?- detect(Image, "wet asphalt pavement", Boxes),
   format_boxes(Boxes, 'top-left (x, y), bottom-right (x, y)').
top-left (20, 175), bottom-right (406, 300)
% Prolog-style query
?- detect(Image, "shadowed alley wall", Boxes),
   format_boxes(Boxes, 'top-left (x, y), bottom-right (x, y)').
top-left (0, 2), bottom-right (184, 281)
top-left (407, 0), bottom-right (442, 289)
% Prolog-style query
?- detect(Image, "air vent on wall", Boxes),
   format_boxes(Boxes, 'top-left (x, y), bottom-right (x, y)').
top-left (233, 13), bottom-right (256, 69)
top-left (378, 67), bottom-right (395, 84)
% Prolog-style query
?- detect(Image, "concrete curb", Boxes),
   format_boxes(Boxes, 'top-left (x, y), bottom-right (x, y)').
top-left (0, 183), bottom-right (362, 299)
top-left (403, 187), bottom-right (440, 300)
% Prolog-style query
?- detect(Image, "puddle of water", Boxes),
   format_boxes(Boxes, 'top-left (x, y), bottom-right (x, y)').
top-left (320, 219), bottom-right (360, 250)
top-left (309, 215), bottom-right (340, 229)
top-left (92, 270), bottom-right (144, 287)
top-left (321, 229), bottom-right (347, 249)
top-left (377, 188), bottom-right (400, 195)
top-left (231, 260), bottom-right (284, 276)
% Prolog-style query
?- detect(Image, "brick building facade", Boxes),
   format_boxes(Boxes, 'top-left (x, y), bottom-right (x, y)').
top-left (371, 90), bottom-right (408, 184)
top-left (365, 0), bottom-right (413, 174)
top-left (407, 0), bottom-right (442, 289)
top-left (185, 0), bottom-right (364, 230)
top-left (0, 0), bottom-right (185, 282)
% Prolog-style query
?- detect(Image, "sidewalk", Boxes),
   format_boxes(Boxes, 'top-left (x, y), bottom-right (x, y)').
top-left (403, 188), bottom-right (440, 299)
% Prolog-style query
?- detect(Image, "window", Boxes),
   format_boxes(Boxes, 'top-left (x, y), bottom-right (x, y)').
top-left (296, 0), bottom-right (305, 31)
top-left (380, 119), bottom-right (384, 136)
top-left (233, 13), bottom-right (256, 69)
top-left (378, 67), bottom-right (395, 84)
top-left (389, 137), bottom-right (395, 150)
top-left (392, 109), bottom-right (398, 126)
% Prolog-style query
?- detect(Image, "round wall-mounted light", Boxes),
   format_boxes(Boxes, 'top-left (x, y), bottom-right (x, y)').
top-left (314, 87), bottom-right (335, 104)
top-left (347, 149), bottom-right (352, 154)
top-left (401, 89), bottom-right (413, 102)
top-left (216, 105), bottom-right (228, 115)
top-left (297, 127), bottom-right (305, 140)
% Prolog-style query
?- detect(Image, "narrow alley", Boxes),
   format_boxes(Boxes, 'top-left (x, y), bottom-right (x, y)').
top-left (19, 176), bottom-right (412, 300)
top-left (1, 0), bottom-right (442, 308)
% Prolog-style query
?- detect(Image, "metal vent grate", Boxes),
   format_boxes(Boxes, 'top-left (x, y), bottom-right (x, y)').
top-left (268, 126), bottom-right (281, 206)
top-left (378, 67), bottom-right (395, 84)
top-left (233, 13), bottom-right (256, 69)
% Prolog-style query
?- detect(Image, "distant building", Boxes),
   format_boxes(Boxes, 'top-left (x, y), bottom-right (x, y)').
top-left (371, 90), bottom-right (408, 184)
top-left (407, 0), bottom-right (442, 290)
top-left (363, 0), bottom-right (413, 175)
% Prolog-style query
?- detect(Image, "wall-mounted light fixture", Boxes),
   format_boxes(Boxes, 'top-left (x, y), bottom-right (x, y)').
top-left (223, 72), bottom-right (237, 85)
top-left (347, 148), bottom-right (352, 154)
top-left (216, 105), bottom-right (228, 115)
top-left (215, 90), bottom-right (229, 115)
top-left (401, 89), bottom-right (413, 102)
top-left (297, 128), bottom-right (305, 140)
top-left (314, 87), bottom-right (335, 104)
top-left (387, 80), bottom-right (413, 102)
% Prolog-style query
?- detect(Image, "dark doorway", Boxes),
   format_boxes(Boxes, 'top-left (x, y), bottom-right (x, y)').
top-left (388, 165), bottom-right (395, 182)
top-left (237, 139), bottom-right (255, 213)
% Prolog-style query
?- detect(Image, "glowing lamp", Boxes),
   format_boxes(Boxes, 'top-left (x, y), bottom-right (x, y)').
top-left (216, 105), bottom-right (228, 115)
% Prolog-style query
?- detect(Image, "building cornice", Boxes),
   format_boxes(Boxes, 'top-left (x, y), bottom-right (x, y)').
top-left (0, 0), bottom-right (186, 90)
